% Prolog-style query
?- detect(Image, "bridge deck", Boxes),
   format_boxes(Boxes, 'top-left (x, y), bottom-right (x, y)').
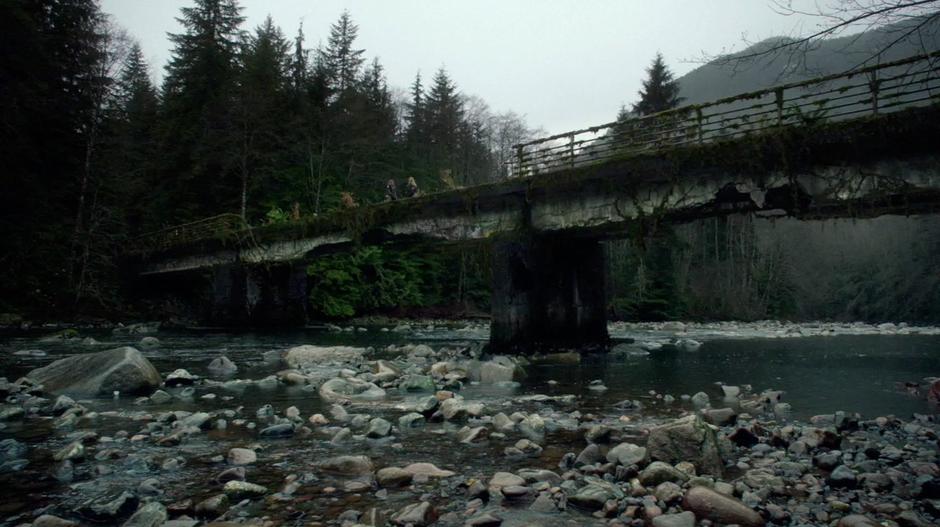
top-left (132, 52), bottom-right (940, 272)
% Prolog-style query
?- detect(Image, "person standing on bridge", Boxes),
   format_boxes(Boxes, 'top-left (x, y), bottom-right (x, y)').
top-left (340, 191), bottom-right (358, 209)
top-left (404, 176), bottom-right (420, 198)
top-left (384, 179), bottom-right (399, 201)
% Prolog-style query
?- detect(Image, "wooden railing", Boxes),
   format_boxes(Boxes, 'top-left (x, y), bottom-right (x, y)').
top-left (509, 51), bottom-right (940, 177)
top-left (129, 213), bottom-right (247, 255)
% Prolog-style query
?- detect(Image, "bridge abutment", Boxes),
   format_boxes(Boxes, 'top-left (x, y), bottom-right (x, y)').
top-left (206, 263), bottom-right (307, 326)
top-left (490, 237), bottom-right (609, 354)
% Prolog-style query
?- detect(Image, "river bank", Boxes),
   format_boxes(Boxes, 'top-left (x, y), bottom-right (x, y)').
top-left (0, 324), bottom-right (937, 526)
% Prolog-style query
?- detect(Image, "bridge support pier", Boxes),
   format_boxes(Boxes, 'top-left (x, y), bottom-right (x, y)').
top-left (490, 237), bottom-right (609, 355)
top-left (206, 263), bottom-right (307, 326)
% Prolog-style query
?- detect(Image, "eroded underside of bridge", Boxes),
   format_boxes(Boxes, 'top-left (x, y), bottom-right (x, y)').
top-left (137, 105), bottom-right (940, 353)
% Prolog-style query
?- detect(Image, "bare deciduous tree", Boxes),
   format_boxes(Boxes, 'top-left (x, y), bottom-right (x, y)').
top-left (703, 0), bottom-right (940, 74)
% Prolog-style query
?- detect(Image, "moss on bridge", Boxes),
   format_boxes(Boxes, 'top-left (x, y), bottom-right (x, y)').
top-left (137, 102), bottom-right (940, 260)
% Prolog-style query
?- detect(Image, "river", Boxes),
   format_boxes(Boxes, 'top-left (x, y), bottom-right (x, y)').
top-left (0, 321), bottom-right (938, 526)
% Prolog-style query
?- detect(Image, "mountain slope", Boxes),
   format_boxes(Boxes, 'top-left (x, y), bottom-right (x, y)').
top-left (677, 15), bottom-right (940, 104)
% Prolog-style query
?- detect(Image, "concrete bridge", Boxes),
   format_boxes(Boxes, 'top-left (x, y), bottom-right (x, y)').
top-left (134, 52), bottom-right (940, 354)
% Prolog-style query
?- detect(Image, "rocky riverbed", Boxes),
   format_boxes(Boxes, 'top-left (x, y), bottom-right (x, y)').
top-left (0, 322), bottom-right (938, 526)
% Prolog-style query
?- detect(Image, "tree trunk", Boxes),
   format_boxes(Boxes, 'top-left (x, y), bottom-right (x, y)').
top-left (315, 142), bottom-right (326, 214)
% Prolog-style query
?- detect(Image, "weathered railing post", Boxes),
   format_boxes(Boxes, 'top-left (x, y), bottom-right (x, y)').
top-left (775, 87), bottom-right (785, 126)
top-left (568, 133), bottom-right (575, 168)
top-left (868, 70), bottom-right (881, 115)
top-left (695, 107), bottom-right (704, 144)
top-left (516, 144), bottom-right (525, 177)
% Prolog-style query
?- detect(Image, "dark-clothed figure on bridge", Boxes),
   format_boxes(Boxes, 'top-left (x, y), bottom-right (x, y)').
top-left (385, 179), bottom-right (399, 202)
top-left (404, 176), bottom-right (420, 198)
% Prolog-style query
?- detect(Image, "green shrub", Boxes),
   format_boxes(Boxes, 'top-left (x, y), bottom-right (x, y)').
top-left (306, 245), bottom-right (485, 319)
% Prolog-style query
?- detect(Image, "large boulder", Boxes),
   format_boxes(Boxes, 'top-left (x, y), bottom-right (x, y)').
top-left (647, 415), bottom-right (725, 476)
top-left (284, 345), bottom-right (366, 368)
top-left (318, 377), bottom-right (386, 403)
top-left (26, 347), bottom-right (161, 396)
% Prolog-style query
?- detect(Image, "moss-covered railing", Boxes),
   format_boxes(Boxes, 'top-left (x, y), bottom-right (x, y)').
top-left (129, 214), bottom-right (248, 255)
top-left (511, 51), bottom-right (940, 176)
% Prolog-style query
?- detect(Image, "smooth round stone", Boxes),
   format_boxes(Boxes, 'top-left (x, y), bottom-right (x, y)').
top-left (227, 447), bottom-right (256, 465)
top-left (345, 480), bottom-right (371, 492)
top-left (259, 423), bottom-right (295, 437)
top-left (376, 467), bottom-right (413, 487)
top-left (466, 513), bottom-right (503, 526)
top-left (501, 485), bottom-right (530, 499)
top-left (489, 472), bottom-right (525, 489)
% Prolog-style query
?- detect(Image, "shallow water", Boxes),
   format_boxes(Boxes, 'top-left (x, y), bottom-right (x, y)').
top-left (0, 324), bottom-right (938, 525)
top-left (4, 325), bottom-right (937, 420)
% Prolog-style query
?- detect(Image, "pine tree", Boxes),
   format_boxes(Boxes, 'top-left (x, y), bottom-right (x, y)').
top-left (424, 67), bottom-right (464, 184)
top-left (117, 44), bottom-right (158, 119)
top-left (160, 0), bottom-right (245, 220)
top-left (323, 10), bottom-right (365, 96)
top-left (405, 71), bottom-right (425, 144)
top-left (163, 0), bottom-right (245, 97)
top-left (288, 22), bottom-right (308, 96)
top-left (336, 56), bottom-right (400, 203)
top-left (113, 43), bottom-right (159, 231)
top-left (632, 53), bottom-right (683, 116)
top-left (0, 0), bottom-right (111, 312)
top-left (361, 58), bottom-right (396, 139)
top-left (425, 67), bottom-right (463, 151)
top-left (236, 15), bottom-right (291, 220)
top-left (613, 103), bottom-right (636, 137)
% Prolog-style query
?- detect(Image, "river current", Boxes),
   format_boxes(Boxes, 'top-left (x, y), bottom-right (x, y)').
top-left (0, 321), bottom-right (937, 525)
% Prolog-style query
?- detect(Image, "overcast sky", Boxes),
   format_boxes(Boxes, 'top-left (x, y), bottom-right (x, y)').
top-left (100, 0), bottom-right (828, 135)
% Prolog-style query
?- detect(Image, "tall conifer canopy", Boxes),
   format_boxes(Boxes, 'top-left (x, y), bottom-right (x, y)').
top-left (632, 52), bottom-right (683, 116)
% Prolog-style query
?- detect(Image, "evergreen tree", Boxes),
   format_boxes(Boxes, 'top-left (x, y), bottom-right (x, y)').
top-left (405, 71), bottom-right (426, 145)
top-left (117, 44), bottom-right (159, 120)
top-left (424, 67), bottom-right (464, 181)
top-left (112, 42), bottom-right (159, 231)
top-left (323, 10), bottom-right (365, 96)
top-left (613, 103), bottom-right (641, 144)
top-left (426, 68), bottom-right (463, 145)
top-left (0, 2), bottom-right (538, 318)
top-left (351, 57), bottom-right (400, 200)
top-left (160, 0), bottom-right (245, 221)
top-left (288, 22), bottom-right (308, 96)
top-left (309, 44), bottom-right (334, 110)
top-left (632, 53), bottom-right (683, 116)
top-left (236, 15), bottom-right (290, 219)
top-left (0, 0), bottom-right (109, 312)
top-left (360, 58), bottom-right (397, 140)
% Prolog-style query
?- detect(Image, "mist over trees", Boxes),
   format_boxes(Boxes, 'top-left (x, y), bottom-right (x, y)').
top-left (606, 23), bottom-right (940, 323)
top-left (0, 0), bottom-right (539, 318)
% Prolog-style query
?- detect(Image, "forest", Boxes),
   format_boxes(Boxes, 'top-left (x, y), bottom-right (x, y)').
top-left (2, 0), bottom-right (939, 324)
top-left (0, 0), bottom-right (536, 319)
